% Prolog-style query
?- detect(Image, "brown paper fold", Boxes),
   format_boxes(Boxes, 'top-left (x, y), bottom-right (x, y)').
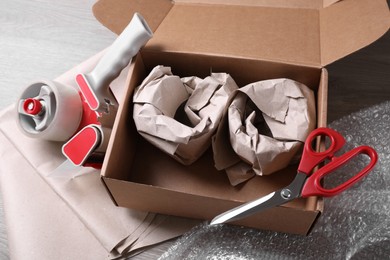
top-left (213, 78), bottom-right (316, 185)
top-left (133, 65), bottom-right (238, 165)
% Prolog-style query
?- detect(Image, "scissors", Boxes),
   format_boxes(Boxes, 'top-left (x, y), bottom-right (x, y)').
top-left (210, 127), bottom-right (378, 225)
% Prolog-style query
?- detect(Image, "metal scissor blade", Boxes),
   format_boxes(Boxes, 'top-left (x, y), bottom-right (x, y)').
top-left (210, 173), bottom-right (307, 225)
top-left (210, 192), bottom-right (281, 225)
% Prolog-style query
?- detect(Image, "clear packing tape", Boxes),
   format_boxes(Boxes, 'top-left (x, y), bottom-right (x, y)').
top-left (159, 101), bottom-right (390, 260)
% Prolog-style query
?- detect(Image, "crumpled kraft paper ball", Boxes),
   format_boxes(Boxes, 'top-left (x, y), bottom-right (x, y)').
top-left (133, 65), bottom-right (239, 165)
top-left (213, 78), bottom-right (316, 185)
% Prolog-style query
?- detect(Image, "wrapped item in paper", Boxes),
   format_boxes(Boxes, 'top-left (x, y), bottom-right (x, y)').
top-left (213, 78), bottom-right (316, 186)
top-left (133, 65), bottom-right (239, 165)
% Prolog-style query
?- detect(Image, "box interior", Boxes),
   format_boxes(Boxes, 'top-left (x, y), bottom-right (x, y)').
top-left (102, 51), bottom-right (325, 210)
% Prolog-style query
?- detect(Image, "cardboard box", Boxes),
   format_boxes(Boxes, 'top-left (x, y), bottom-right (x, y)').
top-left (93, 0), bottom-right (390, 234)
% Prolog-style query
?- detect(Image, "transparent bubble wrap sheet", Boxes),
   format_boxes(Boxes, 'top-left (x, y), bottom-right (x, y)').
top-left (159, 101), bottom-right (390, 260)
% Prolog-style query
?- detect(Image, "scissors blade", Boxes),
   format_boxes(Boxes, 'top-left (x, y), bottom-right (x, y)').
top-left (210, 192), bottom-right (278, 225)
top-left (210, 173), bottom-right (307, 225)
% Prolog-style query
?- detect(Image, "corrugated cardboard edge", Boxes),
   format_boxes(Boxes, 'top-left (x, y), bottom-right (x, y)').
top-left (99, 53), bottom-right (146, 206)
top-left (306, 67), bottom-right (328, 215)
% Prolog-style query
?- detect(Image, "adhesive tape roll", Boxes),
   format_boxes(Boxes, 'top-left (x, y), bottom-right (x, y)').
top-left (16, 79), bottom-right (83, 141)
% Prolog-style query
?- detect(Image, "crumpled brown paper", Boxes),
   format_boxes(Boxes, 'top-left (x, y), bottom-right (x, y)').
top-left (133, 65), bottom-right (239, 165)
top-left (213, 78), bottom-right (316, 186)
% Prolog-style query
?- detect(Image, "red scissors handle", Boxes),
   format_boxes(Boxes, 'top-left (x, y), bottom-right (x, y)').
top-left (297, 127), bottom-right (378, 197)
top-left (298, 127), bottom-right (346, 175)
top-left (301, 145), bottom-right (377, 197)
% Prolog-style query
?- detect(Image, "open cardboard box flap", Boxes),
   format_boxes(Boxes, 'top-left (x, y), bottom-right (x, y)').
top-left (91, 0), bottom-right (389, 234)
top-left (93, 0), bottom-right (390, 67)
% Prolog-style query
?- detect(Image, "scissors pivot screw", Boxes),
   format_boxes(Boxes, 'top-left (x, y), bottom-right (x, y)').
top-left (281, 189), bottom-right (292, 199)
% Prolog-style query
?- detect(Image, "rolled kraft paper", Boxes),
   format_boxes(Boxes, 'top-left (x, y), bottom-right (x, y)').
top-left (213, 78), bottom-right (316, 186)
top-left (133, 65), bottom-right (239, 165)
top-left (16, 80), bottom-right (83, 141)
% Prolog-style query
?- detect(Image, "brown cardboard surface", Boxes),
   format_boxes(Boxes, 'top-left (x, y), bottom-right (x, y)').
top-left (147, 4), bottom-right (321, 66)
top-left (93, 0), bottom-right (390, 67)
top-left (103, 176), bottom-right (319, 234)
top-left (174, 0), bottom-right (341, 9)
top-left (92, 0), bottom-right (173, 35)
top-left (320, 0), bottom-right (390, 65)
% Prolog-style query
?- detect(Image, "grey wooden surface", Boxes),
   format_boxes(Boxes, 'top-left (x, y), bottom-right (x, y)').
top-left (0, 0), bottom-right (389, 259)
top-left (0, 0), bottom-right (173, 259)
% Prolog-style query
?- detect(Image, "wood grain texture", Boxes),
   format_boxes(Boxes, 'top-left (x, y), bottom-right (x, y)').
top-left (0, 0), bottom-right (114, 259)
top-left (0, 0), bottom-right (116, 110)
top-left (327, 30), bottom-right (390, 123)
top-left (0, 0), bottom-right (389, 259)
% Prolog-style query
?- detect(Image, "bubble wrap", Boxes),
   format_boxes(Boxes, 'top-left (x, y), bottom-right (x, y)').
top-left (159, 101), bottom-right (390, 260)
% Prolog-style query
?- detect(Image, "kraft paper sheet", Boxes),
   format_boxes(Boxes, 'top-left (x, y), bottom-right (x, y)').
top-left (0, 51), bottom-right (199, 259)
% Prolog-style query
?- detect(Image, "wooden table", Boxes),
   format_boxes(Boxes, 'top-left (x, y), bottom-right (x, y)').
top-left (0, 0), bottom-right (389, 259)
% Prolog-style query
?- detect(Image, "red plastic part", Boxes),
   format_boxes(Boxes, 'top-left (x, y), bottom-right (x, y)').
top-left (83, 162), bottom-right (102, 169)
top-left (76, 73), bottom-right (99, 111)
top-left (76, 92), bottom-right (100, 131)
top-left (62, 126), bottom-right (101, 166)
top-left (297, 127), bottom-right (378, 198)
top-left (301, 145), bottom-right (378, 197)
top-left (23, 98), bottom-right (42, 115)
top-left (298, 127), bottom-right (346, 175)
